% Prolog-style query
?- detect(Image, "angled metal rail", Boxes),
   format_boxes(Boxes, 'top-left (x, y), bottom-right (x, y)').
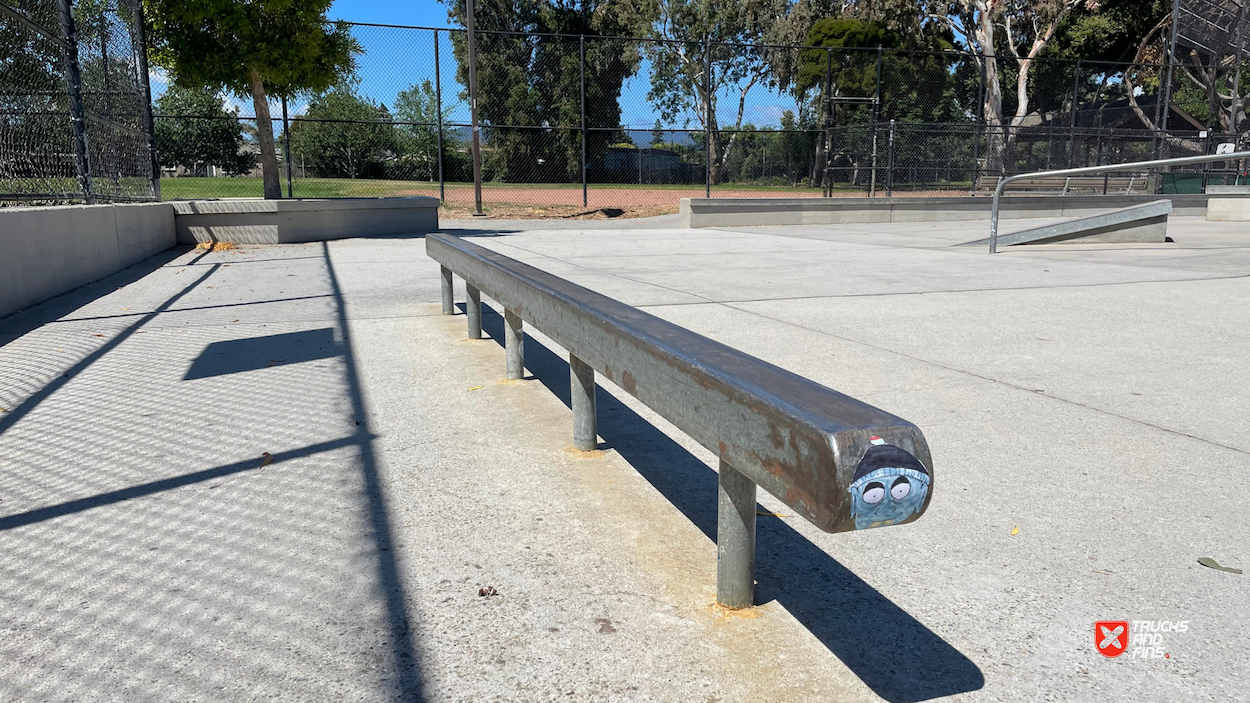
top-left (427, 233), bottom-right (934, 608)
top-left (989, 150), bottom-right (1250, 253)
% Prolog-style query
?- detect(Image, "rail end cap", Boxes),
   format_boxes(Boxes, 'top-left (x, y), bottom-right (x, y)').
top-left (846, 436), bottom-right (931, 531)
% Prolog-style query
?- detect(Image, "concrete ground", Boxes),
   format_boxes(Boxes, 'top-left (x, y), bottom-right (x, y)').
top-left (1, 215), bottom-right (1247, 702)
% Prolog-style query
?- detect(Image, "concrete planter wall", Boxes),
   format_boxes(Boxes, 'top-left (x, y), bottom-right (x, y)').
top-left (679, 193), bottom-right (1250, 228)
top-left (0, 202), bottom-right (175, 318)
top-left (172, 197), bottom-right (440, 245)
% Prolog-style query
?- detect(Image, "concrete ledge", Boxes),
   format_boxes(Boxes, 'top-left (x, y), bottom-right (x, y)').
top-left (1207, 197), bottom-right (1250, 221)
top-left (679, 193), bottom-right (1241, 228)
top-left (0, 202), bottom-right (175, 318)
top-left (172, 197), bottom-right (440, 245)
top-left (962, 200), bottom-right (1172, 247)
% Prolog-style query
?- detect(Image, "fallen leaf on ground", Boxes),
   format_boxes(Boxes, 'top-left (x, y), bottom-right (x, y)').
top-left (1092, 569), bottom-right (1112, 575)
top-left (467, 385), bottom-right (484, 391)
top-left (92, 334), bottom-right (105, 337)
top-left (478, 586), bottom-right (498, 597)
top-left (1011, 526), bottom-right (1020, 536)
top-left (0, 408), bottom-right (7, 412)
top-left (1198, 557), bottom-right (1242, 574)
top-left (266, 359), bottom-right (287, 367)
top-left (259, 452), bottom-right (273, 468)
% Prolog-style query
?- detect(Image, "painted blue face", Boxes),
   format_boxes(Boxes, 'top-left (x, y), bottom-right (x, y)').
top-left (848, 466), bottom-right (930, 530)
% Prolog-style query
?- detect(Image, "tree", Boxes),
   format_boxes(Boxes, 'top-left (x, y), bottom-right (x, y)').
top-left (289, 85), bottom-right (398, 179)
top-left (651, 119), bottom-right (665, 147)
top-left (391, 79), bottom-right (453, 181)
top-left (645, 0), bottom-right (790, 184)
top-left (444, 0), bottom-right (656, 183)
top-left (144, 0), bottom-right (358, 198)
top-left (927, 0), bottom-right (1092, 171)
top-left (154, 83), bottom-right (255, 176)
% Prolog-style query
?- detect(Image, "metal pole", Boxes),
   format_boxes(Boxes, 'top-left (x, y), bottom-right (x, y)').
top-left (1160, 0), bottom-right (1181, 156)
top-left (1068, 59), bottom-right (1079, 169)
top-left (132, 0), bottom-right (160, 200)
top-left (704, 38), bottom-right (711, 198)
top-left (435, 29), bottom-right (445, 202)
top-left (505, 309), bottom-right (524, 380)
top-left (580, 34), bottom-right (587, 207)
top-left (989, 150), bottom-right (1250, 253)
top-left (824, 48), bottom-right (832, 197)
top-left (570, 354), bottom-right (597, 451)
top-left (887, 119), bottom-right (895, 197)
top-left (100, 9), bottom-right (115, 188)
top-left (282, 96), bottom-right (293, 198)
top-left (716, 459), bottom-right (756, 609)
top-left (869, 45), bottom-right (882, 198)
top-left (440, 266), bottom-right (454, 315)
top-left (466, 0), bottom-right (484, 216)
top-left (56, 0), bottom-right (92, 203)
top-left (466, 284), bottom-right (482, 338)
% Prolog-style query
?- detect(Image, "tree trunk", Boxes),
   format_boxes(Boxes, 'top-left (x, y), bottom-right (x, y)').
top-left (976, 10), bottom-right (1006, 174)
top-left (709, 128), bottom-right (721, 185)
top-left (248, 66), bottom-right (282, 200)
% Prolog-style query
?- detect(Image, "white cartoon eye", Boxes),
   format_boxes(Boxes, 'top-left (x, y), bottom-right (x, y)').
top-left (891, 477), bottom-right (911, 500)
top-left (862, 482), bottom-right (885, 504)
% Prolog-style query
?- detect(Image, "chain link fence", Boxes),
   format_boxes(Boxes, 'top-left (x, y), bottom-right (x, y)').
top-left (1, 0), bottom-right (158, 205)
top-left (9, 12), bottom-right (1241, 214)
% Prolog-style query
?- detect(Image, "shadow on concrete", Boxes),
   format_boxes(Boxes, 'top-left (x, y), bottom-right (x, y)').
top-left (0, 242), bottom-right (425, 702)
top-left (477, 304), bottom-right (984, 703)
top-left (321, 241), bottom-right (425, 702)
top-left (0, 247), bottom-right (188, 343)
top-left (183, 328), bottom-right (339, 380)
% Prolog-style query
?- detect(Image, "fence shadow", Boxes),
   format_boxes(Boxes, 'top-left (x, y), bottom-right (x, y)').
top-left (477, 303), bottom-right (984, 703)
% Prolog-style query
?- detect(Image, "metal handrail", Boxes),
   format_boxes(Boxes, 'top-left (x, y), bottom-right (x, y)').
top-left (988, 151), bottom-right (1250, 253)
top-left (427, 233), bottom-right (934, 609)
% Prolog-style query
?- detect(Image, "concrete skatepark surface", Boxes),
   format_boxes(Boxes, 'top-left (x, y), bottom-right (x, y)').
top-left (1, 215), bottom-right (1247, 701)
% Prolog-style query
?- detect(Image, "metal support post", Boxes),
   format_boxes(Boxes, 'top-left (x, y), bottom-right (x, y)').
top-left (869, 45), bottom-right (883, 198)
top-left (435, 29), bottom-right (445, 201)
top-left (56, 0), bottom-right (92, 203)
top-left (580, 34), bottom-right (587, 208)
top-left (466, 284), bottom-right (482, 339)
top-left (1068, 60), bottom-right (1080, 168)
top-left (824, 48), bottom-right (832, 197)
top-left (440, 266), bottom-right (454, 315)
top-left (282, 96), bottom-right (293, 198)
top-left (704, 39), bottom-right (712, 198)
top-left (466, 0), bottom-right (484, 216)
top-left (570, 354), bottom-right (597, 451)
top-left (1160, 0), bottom-right (1181, 158)
top-left (717, 459), bottom-right (756, 609)
top-left (132, 0), bottom-right (160, 199)
top-left (886, 119), bottom-right (895, 197)
top-left (505, 309), bottom-right (524, 380)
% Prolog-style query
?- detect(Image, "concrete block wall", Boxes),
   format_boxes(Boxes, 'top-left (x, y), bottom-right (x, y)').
top-left (0, 202), bottom-right (176, 318)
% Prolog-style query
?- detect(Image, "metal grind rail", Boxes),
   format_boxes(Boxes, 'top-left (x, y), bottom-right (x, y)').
top-left (988, 150), bottom-right (1250, 253)
top-left (427, 233), bottom-right (934, 609)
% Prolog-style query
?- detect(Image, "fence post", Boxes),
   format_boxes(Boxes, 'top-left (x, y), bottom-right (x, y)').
top-left (56, 0), bottom-right (92, 203)
top-left (704, 38), bottom-right (711, 198)
top-left (869, 45), bottom-right (882, 198)
top-left (132, 0), bottom-right (160, 200)
top-left (1159, 0), bottom-right (1181, 160)
top-left (886, 119), bottom-right (895, 197)
top-left (824, 48), bottom-right (832, 197)
top-left (435, 29), bottom-right (445, 202)
top-left (466, 0), bottom-right (484, 216)
top-left (1068, 59), bottom-right (1079, 169)
top-left (281, 96), bottom-right (293, 198)
top-left (580, 34), bottom-right (587, 208)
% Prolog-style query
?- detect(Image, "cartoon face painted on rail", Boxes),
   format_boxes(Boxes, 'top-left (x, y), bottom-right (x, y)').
top-left (848, 436), bottom-right (930, 530)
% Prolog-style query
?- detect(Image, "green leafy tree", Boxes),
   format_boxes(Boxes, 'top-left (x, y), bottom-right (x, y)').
top-left (154, 83), bottom-right (255, 176)
top-left (445, 0), bottom-right (657, 183)
top-left (290, 86), bottom-right (398, 179)
top-left (391, 79), bottom-right (456, 181)
top-left (144, 0), bottom-right (359, 198)
top-left (645, 0), bottom-right (791, 184)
